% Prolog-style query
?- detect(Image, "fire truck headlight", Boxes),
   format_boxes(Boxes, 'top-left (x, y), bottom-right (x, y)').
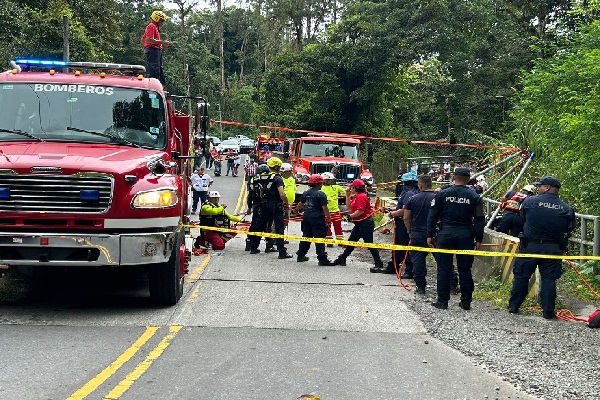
top-left (132, 189), bottom-right (179, 208)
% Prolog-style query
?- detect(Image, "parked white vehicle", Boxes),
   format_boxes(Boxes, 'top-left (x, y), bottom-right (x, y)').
top-left (217, 138), bottom-right (241, 152)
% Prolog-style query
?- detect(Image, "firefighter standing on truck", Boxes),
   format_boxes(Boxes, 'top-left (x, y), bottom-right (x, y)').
top-left (427, 167), bottom-right (484, 311)
top-left (507, 176), bottom-right (575, 319)
top-left (294, 174), bottom-right (335, 266)
top-left (496, 184), bottom-right (536, 237)
top-left (194, 191), bottom-right (242, 251)
top-left (142, 10), bottom-right (171, 84)
top-left (246, 158), bottom-right (293, 259)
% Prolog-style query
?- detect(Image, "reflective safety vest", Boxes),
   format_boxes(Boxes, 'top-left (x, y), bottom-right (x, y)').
top-left (200, 203), bottom-right (231, 229)
top-left (503, 191), bottom-right (529, 212)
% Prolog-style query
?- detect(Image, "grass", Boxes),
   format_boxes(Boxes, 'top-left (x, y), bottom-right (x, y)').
top-left (473, 264), bottom-right (600, 314)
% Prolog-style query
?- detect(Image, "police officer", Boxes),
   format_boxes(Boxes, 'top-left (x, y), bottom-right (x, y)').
top-left (497, 184), bottom-right (536, 237)
top-left (246, 158), bottom-right (293, 259)
top-left (403, 174), bottom-right (437, 294)
top-left (294, 174), bottom-right (335, 266)
top-left (508, 176), bottom-right (574, 319)
top-left (427, 167), bottom-right (484, 310)
top-left (372, 172), bottom-right (419, 274)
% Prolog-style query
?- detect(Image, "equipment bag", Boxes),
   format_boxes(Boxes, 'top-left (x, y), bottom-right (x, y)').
top-left (587, 309), bottom-right (600, 328)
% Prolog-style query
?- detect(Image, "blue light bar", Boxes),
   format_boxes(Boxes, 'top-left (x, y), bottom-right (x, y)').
top-left (14, 59), bottom-right (68, 67)
top-left (80, 190), bottom-right (99, 201)
top-left (0, 187), bottom-right (9, 199)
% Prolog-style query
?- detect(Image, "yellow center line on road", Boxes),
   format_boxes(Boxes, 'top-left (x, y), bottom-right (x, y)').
top-left (103, 325), bottom-right (183, 400)
top-left (66, 326), bottom-right (160, 400)
top-left (234, 175), bottom-right (247, 214)
top-left (186, 254), bottom-right (211, 283)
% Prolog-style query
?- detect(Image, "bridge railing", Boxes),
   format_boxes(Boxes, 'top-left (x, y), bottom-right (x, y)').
top-left (482, 197), bottom-right (600, 257)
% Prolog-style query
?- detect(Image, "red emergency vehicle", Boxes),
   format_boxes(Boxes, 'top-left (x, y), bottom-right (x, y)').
top-left (0, 59), bottom-right (205, 305)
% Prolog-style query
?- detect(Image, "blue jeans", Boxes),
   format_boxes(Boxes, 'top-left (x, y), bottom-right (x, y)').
top-left (145, 48), bottom-right (165, 84)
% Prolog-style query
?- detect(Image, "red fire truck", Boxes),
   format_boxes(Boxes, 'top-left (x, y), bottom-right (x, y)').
top-left (0, 59), bottom-right (205, 305)
top-left (256, 135), bottom-right (286, 163)
top-left (280, 135), bottom-right (374, 201)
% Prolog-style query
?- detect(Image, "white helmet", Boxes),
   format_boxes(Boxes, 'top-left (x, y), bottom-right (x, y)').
top-left (280, 163), bottom-right (293, 172)
top-left (321, 172), bottom-right (335, 180)
top-left (208, 191), bottom-right (221, 198)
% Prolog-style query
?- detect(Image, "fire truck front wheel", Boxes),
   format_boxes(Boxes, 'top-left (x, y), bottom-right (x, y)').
top-left (149, 232), bottom-right (184, 305)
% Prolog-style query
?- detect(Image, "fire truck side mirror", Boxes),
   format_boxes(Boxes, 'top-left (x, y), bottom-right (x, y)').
top-left (171, 151), bottom-right (180, 160)
top-left (367, 143), bottom-right (374, 163)
top-left (283, 141), bottom-right (290, 153)
top-left (283, 152), bottom-right (290, 160)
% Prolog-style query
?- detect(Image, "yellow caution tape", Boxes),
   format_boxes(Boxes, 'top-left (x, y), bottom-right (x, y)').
top-left (183, 223), bottom-right (600, 261)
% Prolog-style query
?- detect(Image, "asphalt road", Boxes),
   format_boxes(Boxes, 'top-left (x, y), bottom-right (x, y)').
top-left (0, 162), bottom-right (536, 400)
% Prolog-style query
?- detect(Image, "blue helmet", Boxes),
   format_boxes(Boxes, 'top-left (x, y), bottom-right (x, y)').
top-left (401, 172), bottom-right (418, 182)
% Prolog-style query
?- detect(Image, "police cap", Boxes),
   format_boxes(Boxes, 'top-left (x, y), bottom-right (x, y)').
top-left (453, 167), bottom-right (470, 177)
top-left (533, 176), bottom-right (561, 188)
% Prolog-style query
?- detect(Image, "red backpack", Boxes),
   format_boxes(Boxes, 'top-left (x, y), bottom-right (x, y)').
top-left (588, 309), bottom-right (600, 328)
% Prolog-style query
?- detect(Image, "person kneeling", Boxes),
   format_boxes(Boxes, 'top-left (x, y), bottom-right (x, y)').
top-left (194, 191), bottom-right (242, 251)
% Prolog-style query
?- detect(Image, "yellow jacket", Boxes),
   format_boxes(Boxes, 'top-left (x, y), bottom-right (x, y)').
top-left (283, 176), bottom-right (297, 204)
top-left (320, 184), bottom-right (346, 212)
top-left (201, 202), bottom-right (242, 223)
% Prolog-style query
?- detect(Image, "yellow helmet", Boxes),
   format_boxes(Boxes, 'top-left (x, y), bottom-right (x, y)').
top-left (151, 10), bottom-right (168, 22)
top-left (266, 157), bottom-right (282, 168)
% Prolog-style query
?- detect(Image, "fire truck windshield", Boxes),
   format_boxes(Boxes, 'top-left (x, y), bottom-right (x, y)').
top-left (0, 83), bottom-right (167, 149)
top-left (300, 142), bottom-right (358, 160)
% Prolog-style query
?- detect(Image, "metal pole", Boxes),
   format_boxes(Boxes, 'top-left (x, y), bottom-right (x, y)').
top-left (62, 16), bottom-right (69, 73)
top-left (484, 153), bottom-right (535, 228)
top-left (580, 217), bottom-right (588, 257)
top-left (470, 151), bottom-right (522, 180)
top-left (594, 217), bottom-right (600, 257)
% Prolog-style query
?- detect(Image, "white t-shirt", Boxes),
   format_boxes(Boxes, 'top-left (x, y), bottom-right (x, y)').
top-left (191, 173), bottom-right (213, 192)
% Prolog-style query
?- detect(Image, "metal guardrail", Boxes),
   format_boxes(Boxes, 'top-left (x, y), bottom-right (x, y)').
top-left (482, 197), bottom-right (600, 257)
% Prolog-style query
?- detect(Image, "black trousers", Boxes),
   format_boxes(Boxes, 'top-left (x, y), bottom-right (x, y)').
top-left (508, 242), bottom-right (563, 314)
top-left (248, 202), bottom-right (285, 252)
top-left (435, 227), bottom-right (475, 304)
top-left (297, 215), bottom-right (328, 261)
top-left (339, 218), bottom-right (382, 264)
top-left (391, 217), bottom-right (413, 273)
top-left (145, 47), bottom-right (165, 84)
top-left (409, 233), bottom-right (429, 289)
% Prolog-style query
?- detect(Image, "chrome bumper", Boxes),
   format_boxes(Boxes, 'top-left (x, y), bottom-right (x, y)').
top-left (0, 230), bottom-right (180, 267)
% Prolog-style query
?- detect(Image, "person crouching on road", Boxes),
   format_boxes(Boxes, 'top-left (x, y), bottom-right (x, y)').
top-left (507, 176), bottom-right (575, 319)
top-left (320, 172), bottom-right (346, 247)
top-left (294, 174), bottom-right (335, 266)
top-left (194, 191), bottom-right (242, 251)
top-left (333, 179), bottom-right (384, 269)
top-left (426, 167), bottom-right (485, 311)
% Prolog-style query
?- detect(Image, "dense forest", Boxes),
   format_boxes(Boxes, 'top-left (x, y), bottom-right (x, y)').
top-left (1, 0), bottom-right (599, 214)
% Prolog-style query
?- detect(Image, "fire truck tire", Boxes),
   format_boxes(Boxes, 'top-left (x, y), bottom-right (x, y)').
top-left (149, 232), bottom-right (184, 305)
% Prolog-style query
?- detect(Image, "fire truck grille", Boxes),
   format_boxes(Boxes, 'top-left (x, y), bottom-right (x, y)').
top-left (311, 164), bottom-right (360, 184)
top-left (0, 174), bottom-right (113, 213)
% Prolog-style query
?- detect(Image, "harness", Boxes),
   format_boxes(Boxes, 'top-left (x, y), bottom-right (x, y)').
top-left (503, 191), bottom-right (529, 212)
top-left (251, 173), bottom-right (277, 203)
top-left (200, 203), bottom-right (231, 229)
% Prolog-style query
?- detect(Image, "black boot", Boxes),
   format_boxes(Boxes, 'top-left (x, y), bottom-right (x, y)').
top-left (333, 257), bottom-right (346, 266)
top-left (245, 238), bottom-right (251, 251)
top-left (318, 258), bottom-right (335, 266)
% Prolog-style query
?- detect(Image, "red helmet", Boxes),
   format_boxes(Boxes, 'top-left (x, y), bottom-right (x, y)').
top-left (348, 179), bottom-right (365, 188)
top-left (308, 174), bottom-right (324, 184)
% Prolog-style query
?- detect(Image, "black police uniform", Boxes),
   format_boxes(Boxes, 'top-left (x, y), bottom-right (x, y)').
top-left (404, 189), bottom-right (436, 291)
top-left (427, 183), bottom-right (484, 308)
top-left (247, 171), bottom-right (289, 257)
top-left (296, 187), bottom-right (331, 264)
top-left (508, 191), bottom-right (574, 317)
top-left (388, 183), bottom-right (418, 275)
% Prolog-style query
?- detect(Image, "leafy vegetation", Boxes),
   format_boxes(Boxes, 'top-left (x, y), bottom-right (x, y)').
top-left (2, 0), bottom-right (600, 212)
